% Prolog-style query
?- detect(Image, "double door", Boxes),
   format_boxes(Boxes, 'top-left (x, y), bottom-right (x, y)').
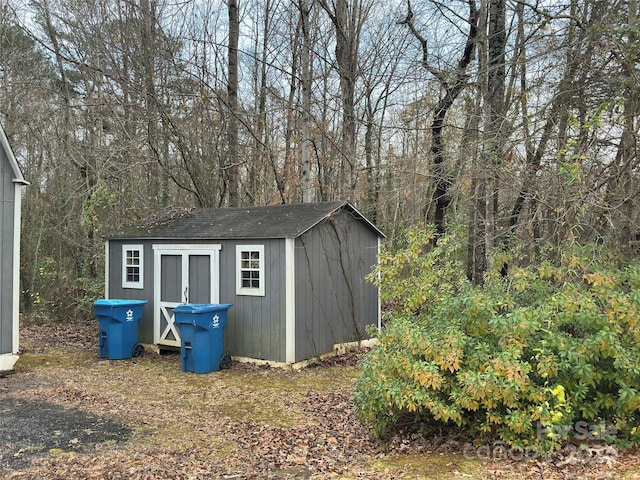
top-left (153, 245), bottom-right (221, 348)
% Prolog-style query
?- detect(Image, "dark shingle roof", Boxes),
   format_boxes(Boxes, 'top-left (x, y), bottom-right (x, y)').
top-left (108, 201), bottom-right (384, 240)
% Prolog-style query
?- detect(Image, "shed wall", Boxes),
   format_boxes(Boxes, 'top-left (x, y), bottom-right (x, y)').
top-left (107, 242), bottom-right (154, 341)
top-left (220, 239), bottom-right (286, 363)
top-left (107, 238), bottom-right (287, 362)
top-left (0, 150), bottom-right (15, 355)
top-left (294, 209), bottom-right (379, 362)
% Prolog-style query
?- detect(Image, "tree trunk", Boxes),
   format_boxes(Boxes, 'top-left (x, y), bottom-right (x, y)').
top-left (253, 0), bottom-right (272, 204)
top-left (318, 0), bottom-right (368, 201)
top-left (400, 0), bottom-right (478, 238)
top-left (227, 0), bottom-right (240, 207)
top-left (508, 0), bottom-right (582, 239)
top-left (299, 0), bottom-right (314, 203)
top-left (140, 0), bottom-right (162, 206)
top-left (484, 0), bottom-right (506, 256)
top-left (470, 0), bottom-right (506, 281)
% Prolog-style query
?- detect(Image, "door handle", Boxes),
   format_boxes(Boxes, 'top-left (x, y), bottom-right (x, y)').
top-left (184, 286), bottom-right (189, 303)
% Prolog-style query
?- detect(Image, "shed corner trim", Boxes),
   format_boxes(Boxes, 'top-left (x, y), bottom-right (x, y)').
top-left (285, 238), bottom-right (296, 364)
top-left (12, 180), bottom-right (23, 355)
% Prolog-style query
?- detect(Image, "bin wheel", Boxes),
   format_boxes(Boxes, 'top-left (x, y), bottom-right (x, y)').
top-left (220, 354), bottom-right (232, 370)
top-left (132, 343), bottom-right (145, 358)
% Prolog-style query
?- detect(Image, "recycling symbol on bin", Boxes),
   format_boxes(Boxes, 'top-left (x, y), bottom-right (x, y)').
top-left (211, 314), bottom-right (220, 329)
top-left (126, 309), bottom-right (134, 322)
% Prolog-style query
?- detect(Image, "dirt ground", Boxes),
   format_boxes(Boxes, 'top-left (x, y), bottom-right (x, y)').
top-left (2, 320), bottom-right (640, 480)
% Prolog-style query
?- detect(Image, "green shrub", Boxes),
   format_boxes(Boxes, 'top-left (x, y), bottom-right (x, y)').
top-left (353, 228), bottom-right (640, 451)
top-left (22, 257), bottom-right (104, 324)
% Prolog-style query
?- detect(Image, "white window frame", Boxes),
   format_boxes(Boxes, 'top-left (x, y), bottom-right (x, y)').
top-left (122, 244), bottom-right (144, 289)
top-left (236, 244), bottom-right (265, 296)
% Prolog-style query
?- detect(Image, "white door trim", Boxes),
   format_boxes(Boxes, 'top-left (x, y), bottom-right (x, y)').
top-left (152, 244), bottom-right (221, 347)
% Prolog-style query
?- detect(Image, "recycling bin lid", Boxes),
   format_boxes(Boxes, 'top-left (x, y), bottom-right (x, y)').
top-left (173, 303), bottom-right (232, 314)
top-left (94, 299), bottom-right (149, 306)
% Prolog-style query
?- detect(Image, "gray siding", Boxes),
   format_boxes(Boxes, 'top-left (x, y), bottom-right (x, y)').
top-left (294, 209), bottom-right (379, 362)
top-left (107, 242), bottom-right (154, 342)
top-left (221, 239), bottom-right (286, 363)
top-left (107, 238), bottom-right (287, 362)
top-left (0, 148), bottom-right (15, 355)
top-left (105, 204), bottom-right (381, 364)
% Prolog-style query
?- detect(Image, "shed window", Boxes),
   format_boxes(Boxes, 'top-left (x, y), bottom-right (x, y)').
top-left (122, 245), bottom-right (144, 289)
top-left (236, 245), bottom-right (265, 296)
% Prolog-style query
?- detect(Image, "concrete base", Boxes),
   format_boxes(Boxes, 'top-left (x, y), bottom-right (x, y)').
top-left (146, 338), bottom-right (379, 370)
top-left (0, 353), bottom-right (19, 373)
top-left (233, 338), bottom-right (379, 370)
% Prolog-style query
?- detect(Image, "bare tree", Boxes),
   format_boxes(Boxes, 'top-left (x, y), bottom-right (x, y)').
top-left (399, 0), bottom-right (478, 238)
top-left (360, 8), bottom-right (408, 223)
top-left (298, 0), bottom-right (315, 202)
top-left (227, 0), bottom-right (240, 206)
top-left (318, 0), bottom-right (372, 201)
top-left (467, 0), bottom-right (507, 282)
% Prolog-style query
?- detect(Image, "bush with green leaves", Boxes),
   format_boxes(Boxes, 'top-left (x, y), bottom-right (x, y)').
top-left (22, 257), bottom-right (104, 324)
top-left (353, 226), bottom-right (640, 451)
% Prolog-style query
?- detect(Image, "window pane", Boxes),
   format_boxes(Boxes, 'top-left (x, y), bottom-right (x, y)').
top-left (126, 250), bottom-right (140, 266)
top-left (241, 269), bottom-right (252, 288)
top-left (126, 267), bottom-right (139, 282)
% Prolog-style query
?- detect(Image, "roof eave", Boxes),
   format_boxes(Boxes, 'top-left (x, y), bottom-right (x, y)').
top-left (299, 200), bottom-right (384, 239)
top-left (292, 200), bottom-right (385, 239)
top-left (342, 201), bottom-right (386, 238)
top-left (105, 234), bottom-right (294, 241)
top-left (0, 124), bottom-right (26, 184)
top-left (105, 200), bottom-right (385, 241)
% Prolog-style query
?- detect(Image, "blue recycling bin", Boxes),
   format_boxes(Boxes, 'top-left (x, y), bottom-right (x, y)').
top-left (93, 299), bottom-right (148, 360)
top-left (174, 303), bottom-right (232, 374)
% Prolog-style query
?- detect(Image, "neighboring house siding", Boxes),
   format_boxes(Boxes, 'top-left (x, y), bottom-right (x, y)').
top-left (294, 210), bottom-right (378, 362)
top-left (0, 152), bottom-right (15, 355)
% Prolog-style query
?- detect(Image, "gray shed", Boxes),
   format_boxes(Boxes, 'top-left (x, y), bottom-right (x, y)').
top-left (0, 124), bottom-right (28, 374)
top-left (104, 201), bottom-right (384, 365)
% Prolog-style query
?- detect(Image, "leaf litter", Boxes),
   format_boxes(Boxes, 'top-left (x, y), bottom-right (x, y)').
top-left (1, 320), bottom-right (639, 479)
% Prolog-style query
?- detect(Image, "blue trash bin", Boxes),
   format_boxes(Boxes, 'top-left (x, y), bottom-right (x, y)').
top-left (174, 303), bottom-right (232, 374)
top-left (93, 299), bottom-right (148, 360)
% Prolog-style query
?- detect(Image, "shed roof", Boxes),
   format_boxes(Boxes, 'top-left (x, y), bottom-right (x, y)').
top-left (108, 201), bottom-right (385, 240)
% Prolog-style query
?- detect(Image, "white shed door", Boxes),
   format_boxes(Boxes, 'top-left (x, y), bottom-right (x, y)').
top-left (153, 245), bottom-right (221, 348)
